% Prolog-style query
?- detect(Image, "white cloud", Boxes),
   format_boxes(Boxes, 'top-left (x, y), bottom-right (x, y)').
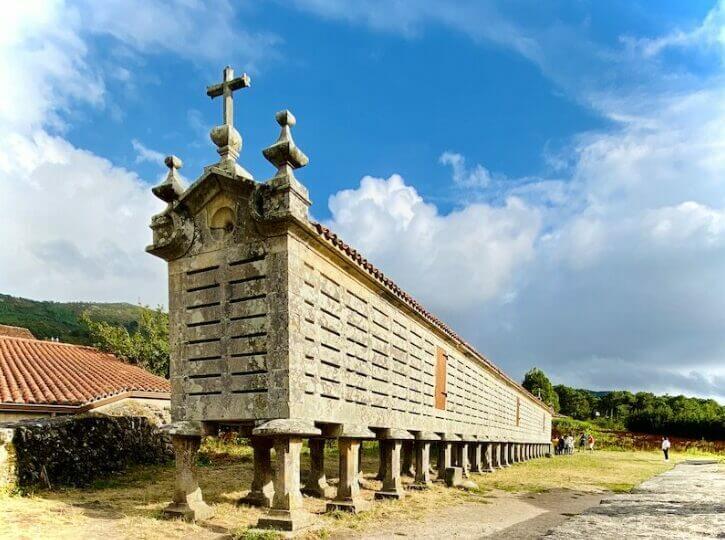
top-left (439, 151), bottom-right (493, 188)
top-left (623, 1), bottom-right (725, 58)
top-left (325, 174), bottom-right (541, 312)
top-left (0, 1), bottom-right (278, 305)
top-left (318, 2), bottom-right (725, 401)
top-left (0, 131), bottom-right (166, 304)
top-left (132, 139), bottom-right (165, 166)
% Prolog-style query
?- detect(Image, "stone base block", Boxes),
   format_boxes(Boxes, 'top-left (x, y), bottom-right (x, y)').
top-left (374, 489), bottom-right (405, 500)
top-left (326, 498), bottom-right (370, 513)
top-left (444, 467), bottom-right (463, 488)
top-left (162, 501), bottom-right (214, 522)
top-left (256, 509), bottom-right (313, 532)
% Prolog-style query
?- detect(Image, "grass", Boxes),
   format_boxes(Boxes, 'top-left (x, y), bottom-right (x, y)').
top-left (473, 450), bottom-right (685, 494)
top-left (1, 440), bottom-right (721, 540)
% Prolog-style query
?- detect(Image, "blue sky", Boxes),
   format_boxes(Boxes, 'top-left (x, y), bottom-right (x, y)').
top-left (1, 0), bottom-right (724, 400)
top-left (67, 2), bottom-right (612, 215)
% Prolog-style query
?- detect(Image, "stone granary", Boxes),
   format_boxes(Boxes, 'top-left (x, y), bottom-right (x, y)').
top-left (147, 66), bottom-right (553, 531)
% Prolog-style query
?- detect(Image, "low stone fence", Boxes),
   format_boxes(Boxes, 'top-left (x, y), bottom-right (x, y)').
top-left (0, 414), bottom-right (172, 490)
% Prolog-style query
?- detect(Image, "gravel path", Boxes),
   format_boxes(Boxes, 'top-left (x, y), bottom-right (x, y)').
top-left (338, 490), bottom-right (605, 539)
top-left (544, 460), bottom-right (725, 539)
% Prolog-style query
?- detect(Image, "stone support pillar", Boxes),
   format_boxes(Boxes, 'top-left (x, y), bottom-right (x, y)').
top-left (401, 440), bottom-right (415, 477)
top-left (436, 441), bottom-right (446, 473)
top-left (469, 443), bottom-right (482, 473)
top-left (491, 442), bottom-right (499, 468)
top-left (302, 438), bottom-right (334, 499)
top-left (376, 440), bottom-right (388, 480)
top-left (512, 443), bottom-right (519, 464)
top-left (501, 442), bottom-right (510, 467)
top-left (437, 433), bottom-right (458, 480)
top-left (375, 429), bottom-right (413, 500)
top-left (482, 442), bottom-right (495, 473)
top-left (254, 419), bottom-right (321, 532)
top-left (326, 425), bottom-right (374, 513)
top-left (410, 431), bottom-right (438, 489)
top-left (163, 427), bottom-right (214, 522)
top-left (240, 436), bottom-right (275, 507)
top-left (459, 441), bottom-right (470, 478)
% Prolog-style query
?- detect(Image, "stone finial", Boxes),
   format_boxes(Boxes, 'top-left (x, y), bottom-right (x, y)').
top-left (152, 155), bottom-right (185, 204)
top-left (206, 66), bottom-right (253, 179)
top-left (262, 110), bottom-right (309, 182)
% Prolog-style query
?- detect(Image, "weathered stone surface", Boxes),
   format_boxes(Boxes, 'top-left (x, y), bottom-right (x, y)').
top-left (252, 419), bottom-right (321, 437)
top-left (544, 462), bottom-right (725, 539)
top-left (376, 439), bottom-right (405, 500)
top-left (1, 414), bottom-right (171, 489)
top-left (410, 440), bottom-right (433, 489)
top-left (257, 436), bottom-right (314, 531)
top-left (444, 466), bottom-right (463, 487)
top-left (240, 437), bottom-right (275, 506)
top-left (327, 438), bottom-right (369, 513)
top-left (164, 434), bottom-right (213, 522)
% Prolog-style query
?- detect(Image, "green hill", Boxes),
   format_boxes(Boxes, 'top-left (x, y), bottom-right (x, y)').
top-left (0, 293), bottom-right (147, 345)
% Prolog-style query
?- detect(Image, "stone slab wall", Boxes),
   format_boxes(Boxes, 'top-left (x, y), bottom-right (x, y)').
top-left (0, 414), bottom-right (172, 489)
top-left (288, 231), bottom-right (552, 442)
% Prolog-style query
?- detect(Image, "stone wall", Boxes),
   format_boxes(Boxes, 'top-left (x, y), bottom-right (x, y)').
top-left (0, 414), bottom-right (172, 489)
top-left (288, 231), bottom-right (552, 442)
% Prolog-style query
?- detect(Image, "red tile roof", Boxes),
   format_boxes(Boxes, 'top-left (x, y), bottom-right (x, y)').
top-left (0, 336), bottom-right (170, 407)
top-left (312, 222), bottom-right (551, 412)
top-left (0, 324), bottom-right (34, 339)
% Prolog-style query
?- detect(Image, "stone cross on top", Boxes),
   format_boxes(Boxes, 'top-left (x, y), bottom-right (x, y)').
top-left (207, 66), bottom-right (250, 129)
top-left (207, 66), bottom-right (253, 178)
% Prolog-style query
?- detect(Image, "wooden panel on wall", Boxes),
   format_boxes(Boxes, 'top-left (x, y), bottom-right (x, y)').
top-left (435, 346), bottom-right (447, 410)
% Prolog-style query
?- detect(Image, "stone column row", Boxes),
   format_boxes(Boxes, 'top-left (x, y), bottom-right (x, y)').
top-left (164, 421), bottom-right (552, 533)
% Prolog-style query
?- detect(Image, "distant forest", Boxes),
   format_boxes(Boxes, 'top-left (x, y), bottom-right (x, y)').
top-left (523, 368), bottom-right (724, 441)
top-left (0, 293), bottom-right (146, 344)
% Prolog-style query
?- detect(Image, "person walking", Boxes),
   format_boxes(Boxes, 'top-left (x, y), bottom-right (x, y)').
top-left (662, 437), bottom-right (671, 461)
top-left (587, 434), bottom-right (595, 451)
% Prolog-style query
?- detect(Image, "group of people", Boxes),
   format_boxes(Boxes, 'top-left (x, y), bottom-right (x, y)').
top-left (554, 433), bottom-right (596, 455)
top-left (553, 434), bottom-right (672, 461)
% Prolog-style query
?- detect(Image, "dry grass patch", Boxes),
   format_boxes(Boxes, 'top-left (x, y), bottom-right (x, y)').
top-left (1, 442), bottom-right (720, 540)
top-left (473, 450), bottom-right (715, 494)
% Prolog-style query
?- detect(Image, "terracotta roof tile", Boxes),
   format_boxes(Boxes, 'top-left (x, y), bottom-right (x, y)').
top-left (0, 336), bottom-right (170, 407)
top-left (312, 222), bottom-right (550, 411)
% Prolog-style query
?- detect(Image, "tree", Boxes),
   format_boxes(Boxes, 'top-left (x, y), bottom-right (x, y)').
top-left (82, 306), bottom-right (170, 378)
top-left (554, 385), bottom-right (593, 419)
top-left (522, 367), bottom-right (560, 412)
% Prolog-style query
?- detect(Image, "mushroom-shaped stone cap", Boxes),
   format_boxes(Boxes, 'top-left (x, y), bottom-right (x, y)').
top-left (336, 424), bottom-right (376, 439)
top-left (438, 432), bottom-right (463, 442)
top-left (161, 420), bottom-right (203, 437)
top-left (414, 431), bottom-right (441, 441)
top-left (252, 418), bottom-right (322, 437)
top-left (378, 428), bottom-right (415, 440)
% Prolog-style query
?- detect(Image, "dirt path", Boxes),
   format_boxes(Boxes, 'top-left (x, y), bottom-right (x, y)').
top-left (335, 489), bottom-right (605, 539)
top-left (543, 461), bottom-right (725, 539)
